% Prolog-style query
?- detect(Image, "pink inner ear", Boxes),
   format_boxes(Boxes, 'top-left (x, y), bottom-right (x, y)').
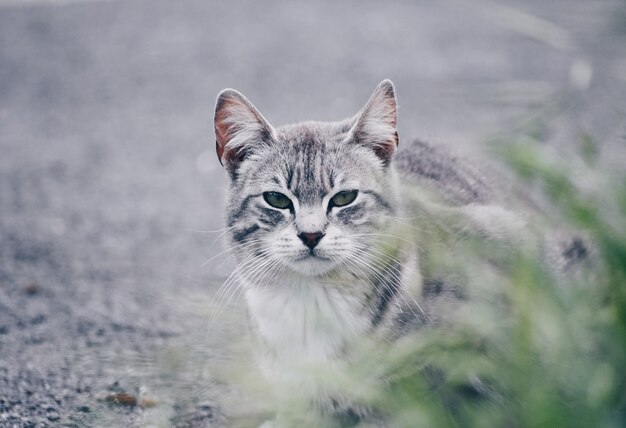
top-left (215, 98), bottom-right (236, 165)
top-left (373, 131), bottom-right (399, 164)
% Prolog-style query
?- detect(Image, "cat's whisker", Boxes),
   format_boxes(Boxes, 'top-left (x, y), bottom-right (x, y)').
top-left (339, 256), bottom-right (374, 284)
top-left (213, 253), bottom-right (255, 299)
top-left (379, 274), bottom-right (429, 325)
top-left (185, 224), bottom-right (237, 234)
top-left (232, 254), bottom-right (278, 293)
top-left (351, 235), bottom-right (418, 249)
top-left (215, 251), bottom-right (269, 300)
top-left (209, 254), bottom-right (260, 328)
top-left (347, 252), bottom-right (427, 325)
top-left (350, 243), bottom-right (413, 270)
top-left (349, 244), bottom-right (413, 286)
top-left (380, 215), bottom-right (434, 234)
top-left (244, 257), bottom-right (284, 295)
top-left (349, 232), bottom-right (421, 249)
top-left (339, 257), bottom-right (406, 321)
top-left (381, 214), bottom-right (422, 221)
top-left (223, 255), bottom-right (287, 314)
top-left (349, 247), bottom-right (431, 325)
top-left (350, 237), bottom-right (425, 256)
top-left (200, 238), bottom-right (264, 268)
top-left (259, 258), bottom-right (286, 285)
top-left (200, 246), bottom-right (240, 268)
top-left (214, 239), bottom-right (273, 270)
top-left (187, 224), bottom-right (239, 254)
top-left (212, 242), bottom-right (264, 283)
top-left (218, 250), bottom-right (280, 307)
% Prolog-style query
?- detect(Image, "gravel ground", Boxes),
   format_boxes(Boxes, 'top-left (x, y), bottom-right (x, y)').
top-left (0, 0), bottom-right (624, 426)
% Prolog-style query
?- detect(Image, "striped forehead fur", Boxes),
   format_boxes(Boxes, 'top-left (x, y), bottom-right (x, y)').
top-left (230, 121), bottom-right (392, 205)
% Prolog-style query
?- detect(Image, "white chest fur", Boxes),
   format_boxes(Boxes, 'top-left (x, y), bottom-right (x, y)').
top-left (244, 278), bottom-right (370, 363)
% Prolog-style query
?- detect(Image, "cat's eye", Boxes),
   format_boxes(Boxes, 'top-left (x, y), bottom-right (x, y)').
top-left (330, 190), bottom-right (358, 208)
top-left (263, 191), bottom-right (292, 209)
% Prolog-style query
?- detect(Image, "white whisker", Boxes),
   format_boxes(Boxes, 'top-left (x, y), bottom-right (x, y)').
top-left (209, 251), bottom-right (264, 328)
top-left (185, 224), bottom-right (237, 234)
top-left (216, 249), bottom-right (282, 314)
top-left (200, 238), bottom-right (264, 268)
top-left (350, 232), bottom-right (420, 249)
top-left (380, 214), bottom-right (434, 234)
top-left (349, 246), bottom-right (431, 325)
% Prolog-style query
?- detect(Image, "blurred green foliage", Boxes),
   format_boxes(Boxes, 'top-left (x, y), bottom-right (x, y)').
top-left (358, 134), bottom-right (626, 428)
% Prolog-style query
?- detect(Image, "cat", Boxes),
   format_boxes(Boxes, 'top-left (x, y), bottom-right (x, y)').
top-left (213, 80), bottom-right (425, 424)
top-left (212, 80), bottom-right (585, 426)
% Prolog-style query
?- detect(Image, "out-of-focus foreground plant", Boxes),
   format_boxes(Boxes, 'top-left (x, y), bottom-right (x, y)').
top-left (358, 134), bottom-right (625, 428)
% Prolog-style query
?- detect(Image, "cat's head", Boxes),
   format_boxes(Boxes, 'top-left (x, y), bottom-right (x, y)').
top-left (214, 80), bottom-right (399, 277)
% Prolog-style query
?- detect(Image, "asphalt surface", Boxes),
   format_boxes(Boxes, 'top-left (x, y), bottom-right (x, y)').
top-left (0, 0), bottom-right (625, 426)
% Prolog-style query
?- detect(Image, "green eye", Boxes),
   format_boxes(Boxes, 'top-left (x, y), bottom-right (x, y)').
top-left (330, 190), bottom-right (358, 208)
top-left (263, 191), bottom-right (292, 209)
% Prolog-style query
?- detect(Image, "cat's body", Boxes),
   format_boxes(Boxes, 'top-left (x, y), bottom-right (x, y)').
top-left (212, 80), bottom-right (562, 425)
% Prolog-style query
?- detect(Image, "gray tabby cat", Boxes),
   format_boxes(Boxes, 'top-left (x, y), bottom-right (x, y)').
top-left (212, 80), bottom-right (536, 425)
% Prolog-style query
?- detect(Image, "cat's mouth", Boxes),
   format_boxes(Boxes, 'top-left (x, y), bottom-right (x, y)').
top-left (289, 251), bottom-right (337, 276)
top-left (294, 252), bottom-right (331, 262)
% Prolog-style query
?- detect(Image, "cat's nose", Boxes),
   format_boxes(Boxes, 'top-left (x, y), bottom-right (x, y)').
top-left (298, 232), bottom-right (325, 249)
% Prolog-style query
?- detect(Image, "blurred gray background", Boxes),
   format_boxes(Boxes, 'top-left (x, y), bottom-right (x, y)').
top-left (0, 0), bottom-right (624, 426)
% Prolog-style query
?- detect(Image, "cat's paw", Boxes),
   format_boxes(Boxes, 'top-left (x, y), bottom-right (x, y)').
top-left (257, 420), bottom-right (275, 428)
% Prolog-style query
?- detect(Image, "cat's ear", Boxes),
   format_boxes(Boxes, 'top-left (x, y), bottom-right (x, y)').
top-left (214, 88), bottom-right (276, 173)
top-left (347, 79), bottom-right (398, 165)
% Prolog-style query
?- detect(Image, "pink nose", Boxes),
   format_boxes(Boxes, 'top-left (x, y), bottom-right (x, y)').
top-left (298, 232), bottom-right (325, 249)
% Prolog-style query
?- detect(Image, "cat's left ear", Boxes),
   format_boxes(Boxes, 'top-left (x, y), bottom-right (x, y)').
top-left (214, 88), bottom-right (276, 174)
top-left (347, 79), bottom-right (398, 165)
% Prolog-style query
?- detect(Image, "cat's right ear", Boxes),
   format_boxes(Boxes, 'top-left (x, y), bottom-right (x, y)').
top-left (214, 89), bottom-right (276, 175)
top-left (347, 79), bottom-right (398, 166)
